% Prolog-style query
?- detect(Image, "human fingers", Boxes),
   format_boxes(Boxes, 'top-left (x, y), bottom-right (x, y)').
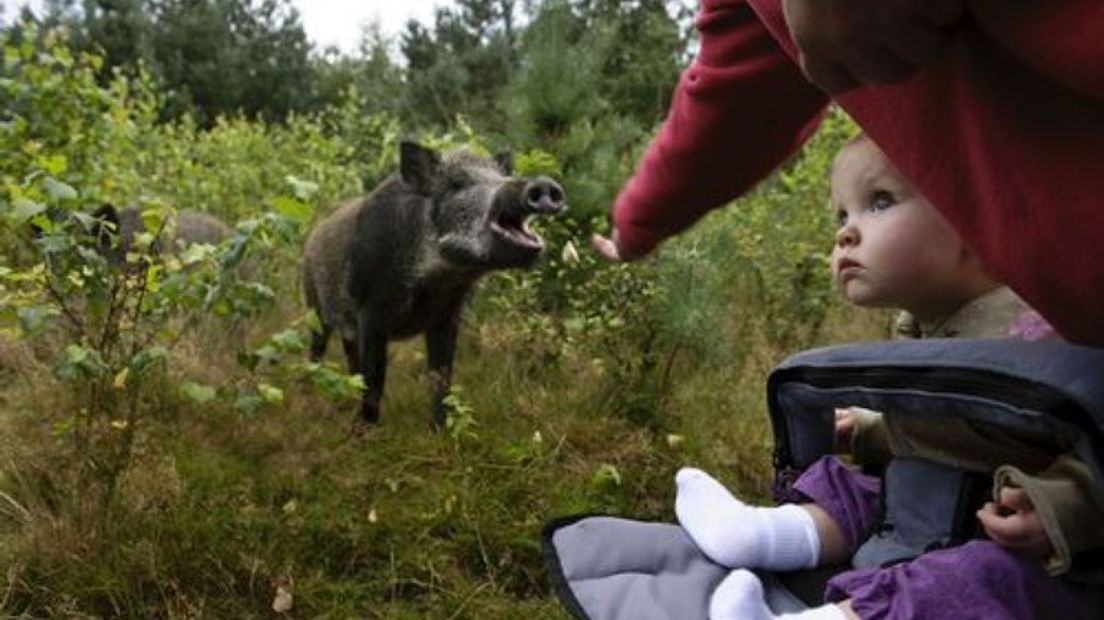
top-left (833, 408), bottom-right (856, 451)
top-left (977, 501), bottom-right (1052, 557)
top-left (590, 233), bottom-right (623, 262)
top-left (834, 407), bottom-right (856, 431)
top-left (997, 485), bottom-right (1033, 512)
top-left (976, 501), bottom-right (1000, 530)
top-left (976, 503), bottom-right (1032, 546)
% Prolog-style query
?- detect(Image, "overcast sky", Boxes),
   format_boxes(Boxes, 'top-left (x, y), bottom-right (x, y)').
top-left (290, 0), bottom-right (444, 53)
top-left (0, 0), bottom-right (447, 54)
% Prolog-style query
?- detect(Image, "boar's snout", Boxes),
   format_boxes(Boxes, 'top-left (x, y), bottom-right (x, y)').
top-left (524, 177), bottom-right (566, 215)
top-left (485, 175), bottom-right (566, 267)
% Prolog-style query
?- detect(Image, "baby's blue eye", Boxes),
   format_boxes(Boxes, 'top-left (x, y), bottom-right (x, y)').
top-left (870, 190), bottom-right (896, 211)
top-left (835, 209), bottom-right (848, 227)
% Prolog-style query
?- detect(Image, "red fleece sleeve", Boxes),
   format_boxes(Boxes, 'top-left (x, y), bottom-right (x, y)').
top-left (611, 0), bottom-right (828, 258)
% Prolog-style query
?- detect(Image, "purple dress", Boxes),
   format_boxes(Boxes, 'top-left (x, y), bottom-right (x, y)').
top-left (792, 456), bottom-right (1103, 619)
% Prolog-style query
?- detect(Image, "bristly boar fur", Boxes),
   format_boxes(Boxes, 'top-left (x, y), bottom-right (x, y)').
top-left (302, 140), bottom-right (566, 430)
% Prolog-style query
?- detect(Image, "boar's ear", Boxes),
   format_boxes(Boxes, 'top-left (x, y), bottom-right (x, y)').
top-left (493, 151), bottom-right (513, 176)
top-left (400, 141), bottom-right (441, 194)
top-left (92, 203), bottom-right (120, 228)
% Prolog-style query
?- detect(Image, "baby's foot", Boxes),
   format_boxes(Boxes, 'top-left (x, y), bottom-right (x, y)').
top-left (710, 569), bottom-right (849, 620)
top-left (675, 468), bottom-right (819, 570)
top-left (709, 569), bottom-right (774, 620)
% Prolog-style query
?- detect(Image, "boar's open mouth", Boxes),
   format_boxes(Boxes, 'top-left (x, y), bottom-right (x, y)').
top-left (490, 212), bottom-right (544, 251)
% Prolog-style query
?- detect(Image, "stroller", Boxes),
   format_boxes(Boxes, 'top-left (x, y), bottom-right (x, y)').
top-left (543, 338), bottom-right (1104, 619)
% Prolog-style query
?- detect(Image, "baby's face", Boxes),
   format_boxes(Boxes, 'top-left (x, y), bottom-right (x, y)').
top-left (829, 138), bottom-right (970, 320)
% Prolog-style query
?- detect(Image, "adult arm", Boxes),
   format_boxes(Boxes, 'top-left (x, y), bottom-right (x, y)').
top-left (609, 0), bottom-right (828, 260)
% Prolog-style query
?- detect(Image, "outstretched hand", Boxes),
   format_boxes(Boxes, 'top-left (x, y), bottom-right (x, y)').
top-left (590, 232), bottom-right (645, 263)
top-left (976, 485), bottom-right (1053, 559)
top-left (781, 0), bottom-right (965, 94)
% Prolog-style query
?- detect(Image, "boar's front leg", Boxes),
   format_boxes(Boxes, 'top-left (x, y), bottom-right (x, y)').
top-left (425, 314), bottom-right (460, 430)
top-left (354, 308), bottom-right (389, 430)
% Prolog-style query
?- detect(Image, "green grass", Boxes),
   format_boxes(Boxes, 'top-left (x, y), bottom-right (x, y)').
top-left (0, 295), bottom-right (889, 618)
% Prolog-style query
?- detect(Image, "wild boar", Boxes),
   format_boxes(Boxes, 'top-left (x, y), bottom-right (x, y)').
top-left (90, 203), bottom-right (232, 262)
top-left (302, 141), bottom-right (566, 430)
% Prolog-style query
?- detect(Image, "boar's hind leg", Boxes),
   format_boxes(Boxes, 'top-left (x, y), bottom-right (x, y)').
top-left (355, 311), bottom-right (389, 426)
top-left (425, 316), bottom-right (460, 430)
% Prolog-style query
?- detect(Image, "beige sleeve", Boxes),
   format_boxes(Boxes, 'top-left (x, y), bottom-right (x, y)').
top-left (994, 453), bottom-right (1104, 575)
top-left (848, 407), bottom-right (892, 465)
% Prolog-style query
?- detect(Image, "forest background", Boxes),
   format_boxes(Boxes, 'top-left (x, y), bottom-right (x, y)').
top-left (0, 0), bottom-right (889, 616)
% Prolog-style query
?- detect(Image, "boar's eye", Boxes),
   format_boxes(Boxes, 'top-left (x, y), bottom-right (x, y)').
top-left (447, 176), bottom-right (469, 192)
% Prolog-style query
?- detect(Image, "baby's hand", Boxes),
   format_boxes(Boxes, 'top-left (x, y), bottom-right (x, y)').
top-left (976, 485), bottom-right (1053, 559)
top-left (834, 407), bottom-right (857, 452)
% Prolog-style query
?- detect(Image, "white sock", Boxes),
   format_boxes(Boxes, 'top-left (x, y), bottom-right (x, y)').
top-left (675, 467), bottom-right (820, 570)
top-left (709, 569), bottom-right (849, 620)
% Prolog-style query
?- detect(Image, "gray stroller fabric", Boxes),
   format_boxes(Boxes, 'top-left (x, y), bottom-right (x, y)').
top-left (544, 339), bottom-right (1104, 619)
top-left (543, 515), bottom-right (808, 620)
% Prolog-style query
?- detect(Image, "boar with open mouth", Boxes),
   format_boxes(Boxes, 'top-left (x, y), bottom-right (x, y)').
top-left (302, 141), bottom-right (566, 430)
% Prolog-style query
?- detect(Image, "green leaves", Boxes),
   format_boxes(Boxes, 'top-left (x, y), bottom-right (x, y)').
top-left (257, 383), bottom-right (284, 405)
top-left (304, 309), bottom-right (323, 334)
top-left (16, 305), bottom-right (58, 336)
top-left (443, 385), bottom-right (479, 445)
top-left (270, 329), bottom-right (305, 353)
top-left (36, 153), bottom-right (68, 176)
top-left (295, 361), bottom-right (364, 402)
top-left (181, 381), bottom-right (217, 405)
top-left (513, 149), bottom-right (561, 177)
top-left (270, 195), bottom-right (312, 223)
top-left (239, 328), bottom-right (303, 372)
top-left (42, 176), bottom-right (77, 202)
top-left (139, 209), bottom-right (163, 237)
top-left (591, 463), bottom-right (622, 488)
top-left (272, 176), bottom-right (318, 223)
top-left (234, 320), bottom-right (362, 417)
top-left (234, 394), bottom-right (263, 416)
top-left (284, 175), bottom-right (319, 201)
top-left (54, 344), bottom-right (107, 382)
top-left (7, 197), bottom-right (45, 223)
top-left (176, 242), bottom-right (218, 267)
top-left (130, 346), bottom-right (169, 377)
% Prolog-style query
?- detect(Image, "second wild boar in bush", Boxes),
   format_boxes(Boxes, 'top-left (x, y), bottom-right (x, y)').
top-left (302, 141), bottom-right (566, 431)
top-left (91, 203), bottom-right (232, 264)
